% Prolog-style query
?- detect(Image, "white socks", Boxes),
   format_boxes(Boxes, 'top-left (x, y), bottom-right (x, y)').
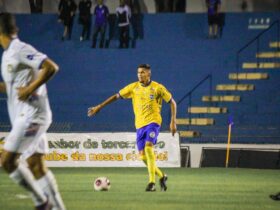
top-left (9, 164), bottom-right (47, 206)
top-left (37, 170), bottom-right (66, 210)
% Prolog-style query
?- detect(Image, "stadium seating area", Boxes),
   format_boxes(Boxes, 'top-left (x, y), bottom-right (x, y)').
top-left (0, 12), bottom-right (279, 143)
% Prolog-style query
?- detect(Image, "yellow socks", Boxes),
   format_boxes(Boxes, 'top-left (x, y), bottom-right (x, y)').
top-left (140, 153), bottom-right (164, 179)
top-left (143, 145), bottom-right (163, 183)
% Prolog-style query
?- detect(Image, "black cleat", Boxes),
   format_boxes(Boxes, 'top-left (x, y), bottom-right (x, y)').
top-left (145, 182), bottom-right (156, 192)
top-left (159, 174), bottom-right (168, 191)
top-left (270, 192), bottom-right (280, 201)
top-left (35, 198), bottom-right (53, 210)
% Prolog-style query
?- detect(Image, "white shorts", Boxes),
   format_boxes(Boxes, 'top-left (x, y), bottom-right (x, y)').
top-left (4, 117), bottom-right (50, 159)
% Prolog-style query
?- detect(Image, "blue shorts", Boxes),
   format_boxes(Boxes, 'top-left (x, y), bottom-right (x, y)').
top-left (136, 123), bottom-right (160, 151)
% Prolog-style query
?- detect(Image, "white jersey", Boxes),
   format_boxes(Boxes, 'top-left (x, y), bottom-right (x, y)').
top-left (1, 38), bottom-right (52, 126)
top-left (116, 5), bottom-right (131, 27)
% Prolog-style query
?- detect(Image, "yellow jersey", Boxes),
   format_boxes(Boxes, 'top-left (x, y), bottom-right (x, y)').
top-left (119, 81), bottom-right (172, 129)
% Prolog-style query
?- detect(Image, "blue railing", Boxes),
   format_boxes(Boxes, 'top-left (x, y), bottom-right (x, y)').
top-left (236, 19), bottom-right (280, 83)
top-left (176, 74), bottom-right (212, 127)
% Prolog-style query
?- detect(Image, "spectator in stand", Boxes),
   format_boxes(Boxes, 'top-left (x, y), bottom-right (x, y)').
top-left (78, 0), bottom-right (92, 41)
top-left (58, 0), bottom-right (77, 41)
top-left (92, 0), bottom-right (109, 48)
top-left (206, 0), bottom-right (221, 39)
top-left (29, 0), bottom-right (43, 13)
top-left (116, 0), bottom-right (131, 48)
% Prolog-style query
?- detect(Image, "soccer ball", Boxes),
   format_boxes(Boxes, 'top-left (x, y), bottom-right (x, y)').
top-left (93, 177), bottom-right (111, 191)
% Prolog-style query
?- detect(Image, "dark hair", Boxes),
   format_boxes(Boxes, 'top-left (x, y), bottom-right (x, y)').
top-left (0, 13), bottom-right (18, 36)
top-left (138, 64), bottom-right (151, 70)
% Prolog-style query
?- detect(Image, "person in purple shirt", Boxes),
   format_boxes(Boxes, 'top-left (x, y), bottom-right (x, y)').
top-left (206, 0), bottom-right (221, 38)
top-left (92, 0), bottom-right (109, 48)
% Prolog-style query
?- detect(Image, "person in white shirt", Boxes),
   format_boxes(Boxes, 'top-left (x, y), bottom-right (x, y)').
top-left (0, 13), bottom-right (66, 210)
top-left (116, 0), bottom-right (131, 48)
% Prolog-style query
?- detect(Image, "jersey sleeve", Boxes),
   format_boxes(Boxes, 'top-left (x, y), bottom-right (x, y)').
top-left (158, 84), bottom-right (172, 103)
top-left (119, 83), bottom-right (134, 99)
top-left (18, 44), bottom-right (47, 70)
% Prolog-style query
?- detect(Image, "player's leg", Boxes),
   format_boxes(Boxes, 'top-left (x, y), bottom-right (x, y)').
top-left (144, 124), bottom-right (168, 191)
top-left (139, 153), bottom-right (163, 178)
top-left (2, 121), bottom-right (53, 209)
top-left (24, 126), bottom-right (66, 210)
top-left (144, 142), bottom-right (168, 191)
top-left (27, 153), bottom-right (66, 210)
top-left (136, 128), bottom-right (155, 191)
top-left (144, 141), bottom-right (156, 191)
top-left (1, 150), bottom-right (49, 208)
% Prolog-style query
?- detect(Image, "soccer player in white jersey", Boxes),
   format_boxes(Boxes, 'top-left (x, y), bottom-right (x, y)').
top-left (0, 13), bottom-right (66, 210)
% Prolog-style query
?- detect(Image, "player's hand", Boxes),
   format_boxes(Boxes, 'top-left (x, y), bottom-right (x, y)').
top-left (88, 105), bottom-right (102, 117)
top-left (17, 86), bottom-right (33, 101)
top-left (170, 120), bottom-right (177, 136)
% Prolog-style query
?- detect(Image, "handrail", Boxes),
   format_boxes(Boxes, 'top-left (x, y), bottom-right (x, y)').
top-left (237, 20), bottom-right (279, 54)
top-left (236, 19), bottom-right (280, 83)
top-left (175, 74), bottom-right (212, 128)
top-left (177, 74), bottom-right (212, 106)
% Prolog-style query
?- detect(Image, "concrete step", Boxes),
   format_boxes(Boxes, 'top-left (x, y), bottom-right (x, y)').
top-left (216, 84), bottom-right (255, 91)
top-left (177, 118), bottom-right (214, 125)
top-left (229, 73), bottom-right (269, 80)
top-left (269, 42), bottom-right (280, 48)
top-left (184, 126), bottom-right (280, 136)
top-left (179, 131), bottom-right (201, 138)
top-left (256, 52), bottom-right (280, 58)
top-left (188, 107), bottom-right (228, 114)
top-left (243, 62), bottom-right (280, 69)
top-left (202, 95), bottom-right (241, 102)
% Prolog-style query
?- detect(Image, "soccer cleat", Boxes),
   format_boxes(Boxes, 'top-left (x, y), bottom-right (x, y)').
top-left (145, 182), bottom-right (156, 192)
top-left (35, 199), bottom-right (53, 210)
top-left (270, 192), bottom-right (280, 201)
top-left (159, 174), bottom-right (168, 191)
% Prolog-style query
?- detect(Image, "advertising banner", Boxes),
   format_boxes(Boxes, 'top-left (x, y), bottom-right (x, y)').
top-left (0, 132), bottom-right (180, 167)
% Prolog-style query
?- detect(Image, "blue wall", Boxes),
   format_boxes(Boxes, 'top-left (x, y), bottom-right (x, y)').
top-left (0, 13), bottom-right (280, 143)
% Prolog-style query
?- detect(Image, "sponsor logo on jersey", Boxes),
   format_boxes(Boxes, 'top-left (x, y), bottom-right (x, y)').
top-left (149, 131), bottom-right (156, 138)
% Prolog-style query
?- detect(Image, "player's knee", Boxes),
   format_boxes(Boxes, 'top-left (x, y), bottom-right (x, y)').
top-left (29, 162), bottom-right (46, 179)
top-left (27, 156), bottom-right (47, 179)
top-left (1, 152), bottom-right (18, 173)
top-left (139, 154), bottom-right (146, 161)
top-left (145, 141), bottom-right (153, 147)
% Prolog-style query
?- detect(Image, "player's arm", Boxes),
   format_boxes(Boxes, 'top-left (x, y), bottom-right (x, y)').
top-left (0, 82), bottom-right (6, 94)
top-left (88, 93), bottom-right (120, 117)
top-left (17, 59), bottom-right (59, 101)
top-left (169, 98), bottom-right (177, 136)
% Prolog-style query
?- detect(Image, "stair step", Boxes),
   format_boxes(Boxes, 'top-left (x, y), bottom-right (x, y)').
top-left (179, 131), bottom-right (201, 138)
top-left (177, 118), bottom-right (214, 125)
top-left (202, 95), bottom-right (241, 102)
top-left (216, 84), bottom-right (255, 91)
top-left (188, 107), bottom-right (228, 114)
top-left (256, 52), bottom-right (280, 58)
top-left (229, 73), bottom-right (269, 80)
top-left (269, 42), bottom-right (280, 48)
top-left (243, 62), bottom-right (280, 69)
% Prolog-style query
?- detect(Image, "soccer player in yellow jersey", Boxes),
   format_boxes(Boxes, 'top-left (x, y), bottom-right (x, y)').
top-left (88, 64), bottom-right (177, 192)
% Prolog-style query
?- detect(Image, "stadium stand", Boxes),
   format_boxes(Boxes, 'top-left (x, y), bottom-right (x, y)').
top-left (0, 12), bottom-right (279, 146)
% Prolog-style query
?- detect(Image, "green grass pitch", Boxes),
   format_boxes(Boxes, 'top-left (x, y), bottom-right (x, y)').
top-left (0, 168), bottom-right (280, 210)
